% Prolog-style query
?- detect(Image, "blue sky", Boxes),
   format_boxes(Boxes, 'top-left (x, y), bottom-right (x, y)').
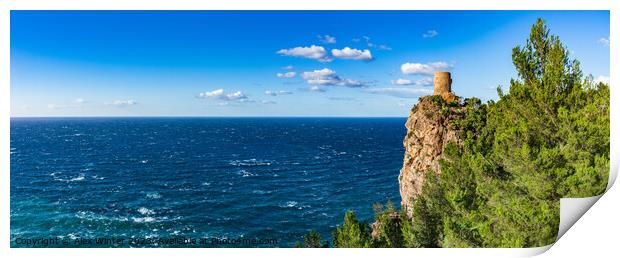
top-left (11, 11), bottom-right (609, 117)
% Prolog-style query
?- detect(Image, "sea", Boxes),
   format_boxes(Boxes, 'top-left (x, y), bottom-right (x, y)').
top-left (10, 117), bottom-right (406, 247)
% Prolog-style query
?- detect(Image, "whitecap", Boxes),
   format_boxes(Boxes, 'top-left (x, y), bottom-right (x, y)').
top-left (75, 211), bottom-right (129, 222)
top-left (146, 192), bottom-right (162, 199)
top-left (132, 217), bottom-right (156, 223)
top-left (229, 159), bottom-right (272, 167)
top-left (239, 170), bottom-right (255, 177)
top-left (252, 190), bottom-right (271, 194)
top-left (137, 207), bottom-right (155, 215)
top-left (140, 160), bottom-right (149, 164)
top-left (202, 182), bottom-right (211, 186)
top-left (55, 173), bottom-right (85, 182)
top-left (69, 174), bottom-right (85, 182)
top-left (285, 201), bottom-right (297, 207)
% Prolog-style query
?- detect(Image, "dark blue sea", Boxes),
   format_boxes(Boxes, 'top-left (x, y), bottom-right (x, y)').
top-left (10, 117), bottom-right (406, 247)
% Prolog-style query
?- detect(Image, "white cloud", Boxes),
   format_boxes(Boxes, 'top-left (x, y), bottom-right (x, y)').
top-left (391, 78), bottom-right (414, 85)
top-left (376, 45), bottom-right (392, 51)
top-left (283, 65), bottom-right (294, 70)
top-left (47, 98), bottom-right (89, 109)
top-left (199, 89), bottom-right (225, 98)
top-left (302, 68), bottom-right (336, 80)
top-left (265, 90), bottom-right (293, 96)
top-left (367, 87), bottom-right (433, 98)
top-left (47, 104), bottom-right (66, 109)
top-left (318, 35), bottom-right (337, 44)
top-left (261, 100), bottom-right (277, 104)
top-left (598, 37), bottom-right (610, 47)
top-left (276, 45), bottom-right (332, 62)
top-left (391, 77), bottom-right (433, 86)
top-left (225, 91), bottom-right (248, 101)
top-left (308, 85), bottom-right (327, 92)
top-left (331, 47), bottom-right (373, 61)
top-left (276, 71), bottom-right (297, 78)
top-left (422, 30), bottom-right (439, 38)
top-left (594, 75), bottom-right (610, 85)
top-left (197, 89), bottom-right (250, 102)
top-left (401, 62), bottom-right (452, 75)
top-left (105, 100), bottom-right (138, 107)
top-left (356, 36), bottom-right (391, 51)
top-left (301, 68), bottom-right (364, 88)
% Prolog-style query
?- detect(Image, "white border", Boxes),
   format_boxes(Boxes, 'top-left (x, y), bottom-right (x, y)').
top-left (1, 1), bottom-right (616, 258)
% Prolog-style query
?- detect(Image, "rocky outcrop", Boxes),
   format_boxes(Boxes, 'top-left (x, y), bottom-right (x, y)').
top-left (398, 82), bottom-right (464, 217)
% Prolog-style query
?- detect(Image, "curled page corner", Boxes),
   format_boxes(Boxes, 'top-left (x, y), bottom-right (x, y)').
top-left (486, 194), bottom-right (606, 257)
top-left (520, 244), bottom-right (553, 257)
top-left (557, 195), bottom-right (602, 240)
top-left (551, 152), bottom-right (618, 249)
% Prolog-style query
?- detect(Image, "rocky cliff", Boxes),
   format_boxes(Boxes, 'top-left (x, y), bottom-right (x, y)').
top-left (398, 95), bottom-right (463, 217)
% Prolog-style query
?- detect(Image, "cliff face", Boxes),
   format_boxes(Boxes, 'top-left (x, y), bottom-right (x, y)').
top-left (399, 96), bottom-right (462, 216)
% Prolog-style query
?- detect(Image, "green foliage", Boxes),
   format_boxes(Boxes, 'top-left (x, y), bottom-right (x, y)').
top-left (408, 173), bottom-right (446, 247)
top-left (370, 201), bottom-right (404, 247)
top-left (400, 210), bottom-right (416, 247)
top-left (296, 231), bottom-right (331, 248)
top-left (332, 211), bottom-right (371, 248)
top-left (310, 18), bottom-right (609, 249)
top-left (301, 230), bottom-right (323, 248)
top-left (437, 17), bottom-right (609, 247)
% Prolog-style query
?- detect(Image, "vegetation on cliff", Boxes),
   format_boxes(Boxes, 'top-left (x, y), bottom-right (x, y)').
top-left (297, 18), bottom-right (610, 248)
top-left (436, 17), bottom-right (609, 247)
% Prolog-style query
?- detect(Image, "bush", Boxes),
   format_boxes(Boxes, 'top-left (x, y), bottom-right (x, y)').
top-left (371, 201), bottom-right (404, 247)
top-left (332, 211), bottom-right (371, 248)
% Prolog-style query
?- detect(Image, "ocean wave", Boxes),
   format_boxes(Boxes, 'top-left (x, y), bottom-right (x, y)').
top-left (252, 190), bottom-right (271, 194)
top-left (229, 159), bottom-right (272, 167)
top-left (132, 216), bottom-right (156, 223)
top-left (75, 210), bottom-right (170, 224)
top-left (75, 211), bottom-right (129, 222)
top-left (279, 201), bottom-right (311, 210)
top-left (318, 145), bottom-right (332, 150)
top-left (137, 207), bottom-right (155, 215)
top-left (238, 169), bottom-right (256, 177)
top-left (53, 173), bottom-right (86, 182)
top-left (131, 215), bottom-right (176, 223)
top-left (146, 192), bottom-right (162, 199)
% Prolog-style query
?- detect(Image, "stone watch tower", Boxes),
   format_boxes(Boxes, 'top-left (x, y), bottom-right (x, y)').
top-left (433, 72), bottom-right (458, 102)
